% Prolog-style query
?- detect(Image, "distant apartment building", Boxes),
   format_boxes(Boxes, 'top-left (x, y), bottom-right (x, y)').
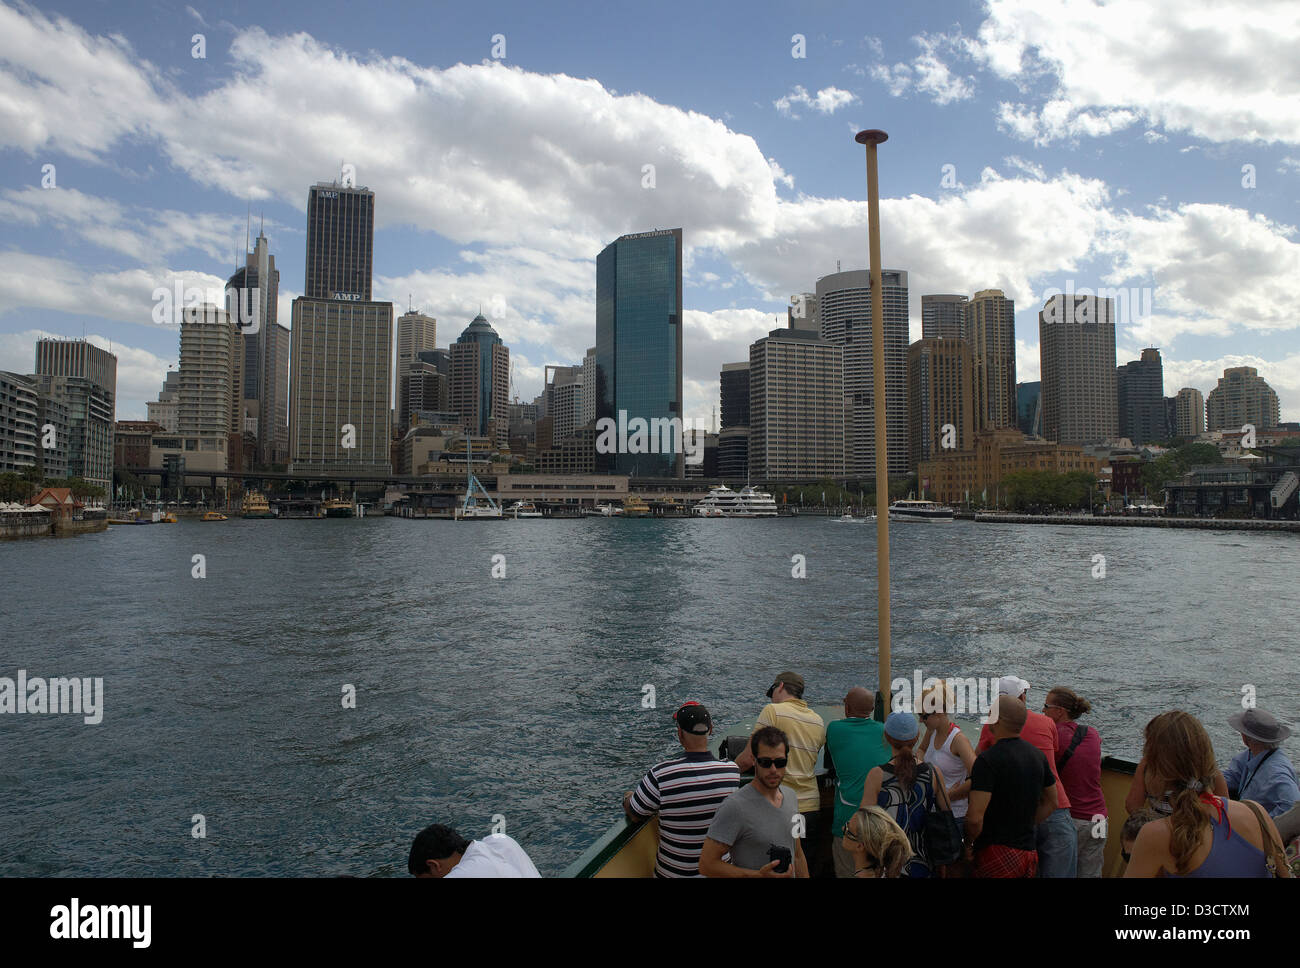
top-left (1173, 387), bottom-right (1206, 438)
top-left (748, 326), bottom-right (844, 480)
top-left (32, 338), bottom-right (117, 491)
top-left (921, 294), bottom-right (968, 340)
top-left (1206, 367), bottom-right (1280, 432)
top-left (789, 292), bottom-right (818, 332)
top-left (400, 347), bottom-right (450, 435)
top-left (906, 338), bottom-right (975, 473)
top-left (816, 268), bottom-right (909, 477)
top-left (1117, 348), bottom-right (1167, 444)
top-left (35, 390), bottom-right (70, 479)
top-left (967, 289), bottom-right (1016, 431)
top-left (114, 420), bottom-right (164, 472)
top-left (581, 346), bottom-right (597, 429)
top-left (449, 314), bottom-right (510, 452)
top-left (595, 228), bottom-right (684, 477)
top-left (0, 371), bottom-right (38, 473)
top-left (1038, 294), bottom-right (1117, 446)
top-left (917, 428), bottom-right (1102, 505)
top-left (147, 371), bottom-right (181, 432)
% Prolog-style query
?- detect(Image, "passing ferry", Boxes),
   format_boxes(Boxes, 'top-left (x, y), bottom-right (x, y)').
top-left (888, 499), bottom-right (954, 521)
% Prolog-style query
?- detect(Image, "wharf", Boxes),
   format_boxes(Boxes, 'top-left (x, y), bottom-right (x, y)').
top-left (974, 513), bottom-right (1300, 532)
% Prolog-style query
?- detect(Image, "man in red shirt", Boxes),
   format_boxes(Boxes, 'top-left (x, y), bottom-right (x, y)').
top-left (978, 675), bottom-right (1077, 877)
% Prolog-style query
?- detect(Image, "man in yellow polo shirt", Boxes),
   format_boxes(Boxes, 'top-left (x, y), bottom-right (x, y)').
top-left (733, 671), bottom-right (827, 872)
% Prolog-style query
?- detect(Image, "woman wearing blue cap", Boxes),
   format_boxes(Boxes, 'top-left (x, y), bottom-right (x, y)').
top-left (860, 710), bottom-right (953, 877)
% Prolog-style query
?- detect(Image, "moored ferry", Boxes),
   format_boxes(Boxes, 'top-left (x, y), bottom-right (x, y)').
top-left (241, 491), bottom-right (275, 518)
top-left (321, 498), bottom-right (355, 518)
top-left (693, 484), bottom-right (779, 518)
top-left (888, 499), bottom-right (955, 520)
top-left (507, 500), bottom-right (542, 518)
top-left (621, 496), bottom-right (651, 517)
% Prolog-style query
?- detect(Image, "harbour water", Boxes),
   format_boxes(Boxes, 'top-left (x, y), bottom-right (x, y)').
top-left (1, 517), bottom-right (1296, 876)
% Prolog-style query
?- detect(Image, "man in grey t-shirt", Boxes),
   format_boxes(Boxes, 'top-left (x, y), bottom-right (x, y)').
top-left (700, 726), bottom-right (808, 877)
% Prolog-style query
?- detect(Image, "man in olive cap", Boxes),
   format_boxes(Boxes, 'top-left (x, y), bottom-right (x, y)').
top-left (733, 671), bottom-right (826, 872)
top-left (1223, 708), bottom-right (1298, 818)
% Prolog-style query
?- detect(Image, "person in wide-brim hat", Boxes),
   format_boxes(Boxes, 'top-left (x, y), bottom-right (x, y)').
top-left (1222, 708), bottom-right (1299, 818)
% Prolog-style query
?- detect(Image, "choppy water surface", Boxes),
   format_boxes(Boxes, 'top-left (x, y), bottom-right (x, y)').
top-left (1, 517), bottom-right (1296, 875)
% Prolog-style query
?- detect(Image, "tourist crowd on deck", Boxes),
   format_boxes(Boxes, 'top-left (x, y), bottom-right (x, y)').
top-left (407, 670), bottom-right (1298, 878)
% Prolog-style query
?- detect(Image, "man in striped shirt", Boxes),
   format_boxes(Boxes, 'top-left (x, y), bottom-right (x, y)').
top-left (623, 701), bottom-right (741, 878)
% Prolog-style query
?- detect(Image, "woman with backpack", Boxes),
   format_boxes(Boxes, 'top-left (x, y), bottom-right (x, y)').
top-left (1040, 687), bottom-right (1107, 877)
top-left (860, 710), bottom-right (957, 878)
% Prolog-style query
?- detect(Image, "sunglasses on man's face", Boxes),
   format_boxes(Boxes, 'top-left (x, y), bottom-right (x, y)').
top-left (755, 757), bottom-right (788, 769)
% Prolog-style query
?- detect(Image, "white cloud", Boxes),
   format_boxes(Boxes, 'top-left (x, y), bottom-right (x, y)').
top-left (971, 0), bottom-right (1300, 144)
top-left (773, 85), bottom-right (858, 119)
top-left (870, 33), bottom-right (975, 105)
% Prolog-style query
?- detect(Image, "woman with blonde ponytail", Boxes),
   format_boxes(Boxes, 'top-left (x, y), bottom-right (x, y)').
top-left (1124, 712), bottom-right (1291, 878)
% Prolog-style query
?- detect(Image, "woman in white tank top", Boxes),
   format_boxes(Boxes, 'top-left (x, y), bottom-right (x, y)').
top-left (919, 683), bottom-right (977, 822)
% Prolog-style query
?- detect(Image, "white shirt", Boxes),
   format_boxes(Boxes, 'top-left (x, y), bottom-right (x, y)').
top-left (444, 834), bottom-right (541, 878)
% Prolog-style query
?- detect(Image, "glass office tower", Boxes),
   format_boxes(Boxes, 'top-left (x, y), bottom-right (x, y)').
top-left (595, 228), bottom-right (683, 477)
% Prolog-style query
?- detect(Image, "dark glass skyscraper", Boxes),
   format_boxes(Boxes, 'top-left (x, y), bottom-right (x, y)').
top-left (595, 228), bottom-right (683, 477)
top-left (1117, 348), bottom-right (1167, 444)
top-left (304, 183), bottom-right (374, 301)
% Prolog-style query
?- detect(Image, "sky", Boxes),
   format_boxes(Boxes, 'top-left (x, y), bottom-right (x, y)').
top-left (0, 0), bottom-right (1297, 426)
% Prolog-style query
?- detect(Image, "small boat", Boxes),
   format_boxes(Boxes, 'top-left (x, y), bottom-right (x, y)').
top-left (507, 501), bottom-right (542, 518)
top-left (621, 496), bottom-right (651, 517)
top-left (159, 511), bottom-right (178, 523)
top-left (454, 439), bottom-right (502, 520)
top-left (582, 503), bottom-right (623, 517)
top-left (200, 511), bottom-right (227, 522)
top-left (888, 499), bottom-right (955, 521)
top-left (692, 505), bottom-right (724, 517)
top-left (241, 491), bottom-right (274, 519)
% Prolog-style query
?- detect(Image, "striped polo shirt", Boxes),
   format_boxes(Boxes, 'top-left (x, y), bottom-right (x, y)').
top-left (757, 699), bottom-right (826, 813)
top-left (628, 752), bottom-right (741, 878)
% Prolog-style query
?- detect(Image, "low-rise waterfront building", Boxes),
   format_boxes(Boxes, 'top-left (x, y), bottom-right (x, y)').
top-left (917, 428), bottom-right (1102, 505)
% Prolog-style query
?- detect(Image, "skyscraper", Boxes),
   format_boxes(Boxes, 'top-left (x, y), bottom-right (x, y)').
top-left (1173, 387), bottom-right (1206, 438)
top-left (595, 228), bottom-right (684, 477)
top-left (1206, 367), bottom-right (1280, 431)
top-left (921, 294), bottom-right (968, 340)
top-left (748, 327), bottom-right (843, 480)
top-left (1116, 348), bottom-right (1167, 444)
top-left (450, 314), bottom-right (510, 451)
top-left (32, 338), bottom-right (116, 491)
top-left (177, 305), bottom-right (241, 439)
top-left (1038, 294), bottom-right (1117, 446)
top-left (581, 346), bottom-right (597, 429)
top-left (966, 289), bottom-right (1016, 431)
top-left (816, 268), bottom-right (909, 477)
top-left (289, 179), bottom-right (391, 474)
top-left (304, 182), bottom-right (375, 301)
top-left (719, 361), bottom-right (750, 482)
top-left (395, 310), bottom-right (438, 435)
top-left (907, 338), bottom-right (975, 473)
top-left (228, 230), bottom-right (288, 466)
top-left (1016, 381), bottom-right (1041, 437)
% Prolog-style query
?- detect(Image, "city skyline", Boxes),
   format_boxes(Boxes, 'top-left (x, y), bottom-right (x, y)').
top-left (1, 2), bottom-right (1297, 432)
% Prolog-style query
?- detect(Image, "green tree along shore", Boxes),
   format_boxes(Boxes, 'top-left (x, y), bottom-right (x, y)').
top-left (0, 469), bottom-right (106, 502)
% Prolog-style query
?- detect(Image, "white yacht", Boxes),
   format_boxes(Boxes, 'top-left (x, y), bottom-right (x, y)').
top-left (507, 501), bottom-right (542, 518)
top-left (888, 499), bottom-right (955, 521)
top-left (582, 503), bottom-right (623, 517)
top-left (693, 484), bottom-right (779, 518)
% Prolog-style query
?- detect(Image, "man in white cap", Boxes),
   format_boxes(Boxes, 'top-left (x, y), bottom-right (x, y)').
top-left (1222, 708), bottom-right (1298, 818)
top-left (978, 674), bottom-right (1076, 877)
